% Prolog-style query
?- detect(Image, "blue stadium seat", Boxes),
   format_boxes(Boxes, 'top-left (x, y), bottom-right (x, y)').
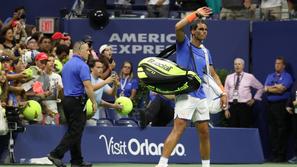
top-left (97, 118), bottom-right (114, 127)
top-left (115, 118), bottom-right (139, 127)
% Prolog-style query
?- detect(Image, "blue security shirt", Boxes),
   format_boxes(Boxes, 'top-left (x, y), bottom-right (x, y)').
top-left (62, 55), bottom-right (91, 96)
top-left (176, 36), bottom-right (213, 99)
top-left (116, 77), bottom-right (139, 97)
top-left (264, 71), bottom-right (293, 102)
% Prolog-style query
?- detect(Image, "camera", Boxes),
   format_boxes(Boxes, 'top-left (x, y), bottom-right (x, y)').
top-left (5, 106), bottom-right (25, 133)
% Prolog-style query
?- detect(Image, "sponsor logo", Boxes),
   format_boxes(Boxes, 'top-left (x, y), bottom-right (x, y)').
top-left (147, 58), bottom-right (173, 72)
top-left (107, 33), bottom-right (175, 55)
top-left (99, 135), bottom-right (186, 156)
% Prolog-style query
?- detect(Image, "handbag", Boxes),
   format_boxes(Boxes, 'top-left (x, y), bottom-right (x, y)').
top-left (190, 44), bottom-right (223, 114)
top-left (0, 106), bottom-right (8, 135)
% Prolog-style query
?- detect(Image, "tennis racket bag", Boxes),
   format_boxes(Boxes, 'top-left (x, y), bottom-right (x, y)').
top-left (137, 57), bottom-right (201, 95)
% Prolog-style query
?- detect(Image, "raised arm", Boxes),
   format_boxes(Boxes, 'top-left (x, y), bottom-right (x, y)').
top-left (175, 7), bottom-right (212, 43)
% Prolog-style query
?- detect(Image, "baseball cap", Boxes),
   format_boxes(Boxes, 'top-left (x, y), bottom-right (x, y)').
top-left (99, 44), bottom-right (111, 54)
top-left (51, 32), bottom-right (69, 40)
top-left (35, 52), bottom-right (48, 61)
top-left (83, 35), bottom-right (93, 43)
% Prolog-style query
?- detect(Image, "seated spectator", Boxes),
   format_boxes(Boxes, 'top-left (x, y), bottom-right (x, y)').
top-left (147, 0), bottom-right (170, 18)
top-left (288, 0), bottom-right (297, 18)
top-left (260, 0), bottom-right (283, 20)
top-left (116, 61), bottom-right (138, 100)
top-left (220, 0), bottom-right (258, 20)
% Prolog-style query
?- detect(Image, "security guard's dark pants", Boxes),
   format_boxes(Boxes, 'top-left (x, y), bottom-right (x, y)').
top-left (50, 96), bottom-right (86, 165)
top-left (267, 100), bottom-right (290, 160)
top-left (228, 102), bottom-right (253, 128)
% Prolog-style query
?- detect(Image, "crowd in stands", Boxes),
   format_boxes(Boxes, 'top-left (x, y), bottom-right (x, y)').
top-left (111, 0), bottom-right (297, 20)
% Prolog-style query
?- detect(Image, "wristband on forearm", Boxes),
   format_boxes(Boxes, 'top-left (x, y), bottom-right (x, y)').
top-left (186, 12), bottom-right (201, 23)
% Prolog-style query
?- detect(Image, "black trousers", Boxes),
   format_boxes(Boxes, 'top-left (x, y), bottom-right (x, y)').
top-left (145, 95), bottom-right (174, 126)
top-left (50, 96), bottom-right (87, 165)
top-left (291, 114), bottom-right (297, 156)
top-left (267, 100), bottom-right (290, 160)
top-left (228, 102), bottom-right (253, 128)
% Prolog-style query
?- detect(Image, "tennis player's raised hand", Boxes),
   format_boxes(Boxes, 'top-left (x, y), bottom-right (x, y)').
top-left (196, 7), bottom-right (212, 17)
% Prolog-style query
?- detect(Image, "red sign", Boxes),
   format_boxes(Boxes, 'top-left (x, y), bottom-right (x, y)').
top-left (39, 17), bottom-right (55, 34)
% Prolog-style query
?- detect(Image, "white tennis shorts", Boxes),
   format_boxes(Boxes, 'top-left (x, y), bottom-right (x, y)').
top-left (174, 94), bottom-right (210, 122)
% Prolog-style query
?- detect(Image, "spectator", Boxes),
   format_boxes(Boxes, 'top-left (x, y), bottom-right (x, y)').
top-left (55, 44), bottom-right (70, 64)
top-left (83, 35), bottom-right (98, 60)
top-left (25, 36), bottom-right (39, 51)
top-left (25, 24), bottom-right (37, 37)
top-left (62, 32), bottom-right (72, 47)
top-left (0, 27), bottom-right (15, 50)
top-left (2, 6), bottom-right (26, 30)
top-left (51, 32), bottom-right (69, 48)
top-left (116, 61), bottom-right (138, 100)
top-left (42, 55), bottom-right (63, 125)
top-left (38, 36), bottom-right (52, 54)
top-left (288, 0), bottom-right (297, 18)
top-left (286, 81), bottom-right (297, 164)
top-left (224, 58), bottom-right (264, 128)
top-left (99, 44), bottom-right (116, 79)
top-left (264, 56), bottom-right (293, 162)
top-left (12, 20), bottom-right (27, 44)
top-left (86, 59), bottom-right (121, 126)
top-left (220, 0), bottom-right (259, 20)
top-left (147, 0), bottom-right (170, 18)
top-left (260, 0), bottom-right (283, 20)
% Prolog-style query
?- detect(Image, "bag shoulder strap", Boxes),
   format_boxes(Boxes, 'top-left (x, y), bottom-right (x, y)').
top-left (157, 44), bottom-right (176, 58)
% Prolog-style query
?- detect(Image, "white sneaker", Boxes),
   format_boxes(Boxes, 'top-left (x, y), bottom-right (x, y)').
top-left (155, 165), bottom-right (168, 167)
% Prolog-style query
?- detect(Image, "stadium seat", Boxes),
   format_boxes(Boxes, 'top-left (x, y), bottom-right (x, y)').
top-left (97, 118), bottom-right (114, 127)
top-left (115, 118), bottom-right (139, 127)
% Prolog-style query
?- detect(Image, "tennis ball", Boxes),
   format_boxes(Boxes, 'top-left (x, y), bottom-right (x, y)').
top-left (115, 97), bottom-right (133, 115)
top-left (86, 99), bottom-right (95, 119)
top-left (54, 59), bottom-right (63, 73)
top-left (23, 100), bottom-right (42, 121)
top-left (24, 68), bottom-right (33, 78)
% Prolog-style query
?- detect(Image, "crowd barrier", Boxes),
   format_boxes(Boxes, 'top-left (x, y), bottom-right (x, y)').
top-left (14, 125), bottom-right (264, 164)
